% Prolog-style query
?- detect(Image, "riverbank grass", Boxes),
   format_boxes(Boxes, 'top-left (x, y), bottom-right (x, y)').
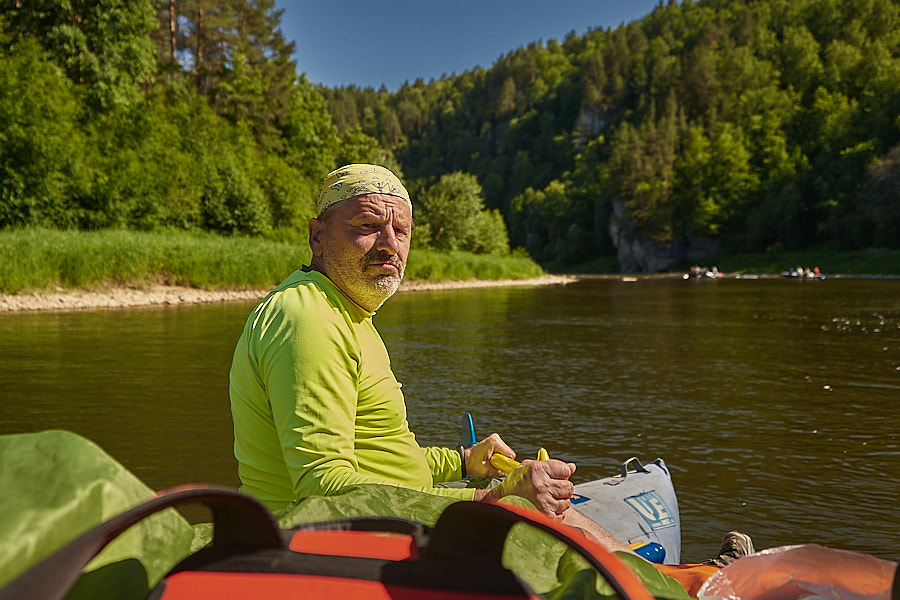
top-left (406, 248), bottom-right (544, 281)
top-left (0, 229), bottom-right (310, 293)
top-left (0, 229), bottom-right (546, 294)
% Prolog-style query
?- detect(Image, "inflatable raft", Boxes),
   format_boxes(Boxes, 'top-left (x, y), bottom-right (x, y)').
top-left (461, 413), bottom-right (681, 564)
top-left (573, 457), bottom-right (680, 565)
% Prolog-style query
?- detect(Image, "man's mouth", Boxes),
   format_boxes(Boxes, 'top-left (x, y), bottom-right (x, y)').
top-left (364, 257), bottom-right (403, 275)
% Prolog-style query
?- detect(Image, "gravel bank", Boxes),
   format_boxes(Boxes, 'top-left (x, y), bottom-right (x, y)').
top-left (0, 275), bottom-right (578, 313)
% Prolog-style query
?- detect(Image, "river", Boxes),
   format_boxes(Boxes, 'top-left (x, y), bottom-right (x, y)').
top-left (0, 276), bottom-right (897, 563)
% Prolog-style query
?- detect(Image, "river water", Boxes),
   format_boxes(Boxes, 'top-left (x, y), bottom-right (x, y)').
top-left (0, 276), bottom-right (897, 563)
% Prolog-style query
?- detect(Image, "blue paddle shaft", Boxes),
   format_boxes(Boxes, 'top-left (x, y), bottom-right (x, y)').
top-left (460, 413), bottom-right (477, 448)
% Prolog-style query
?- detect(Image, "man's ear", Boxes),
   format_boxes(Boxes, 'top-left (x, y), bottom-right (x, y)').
top-left (308, 217), bottom-right (325, 257)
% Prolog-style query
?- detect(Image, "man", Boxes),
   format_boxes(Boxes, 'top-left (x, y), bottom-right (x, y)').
top-left (228, 164), bottom-right (757, 583)
top-left (228, 163), bottom-right (632, 552)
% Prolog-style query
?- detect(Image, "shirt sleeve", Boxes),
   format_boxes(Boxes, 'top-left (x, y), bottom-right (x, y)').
top-left (258, 291), bottom-right (475, 501)
top-left (422, 446), bottom-right (464, 483)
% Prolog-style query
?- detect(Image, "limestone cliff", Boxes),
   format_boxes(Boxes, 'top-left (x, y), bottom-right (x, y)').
top-left (608, 199), bottom-right (718, 273)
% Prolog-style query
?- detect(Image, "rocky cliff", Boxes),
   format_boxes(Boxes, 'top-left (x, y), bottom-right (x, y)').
top-left (609, 199), bottom-right (718, 273)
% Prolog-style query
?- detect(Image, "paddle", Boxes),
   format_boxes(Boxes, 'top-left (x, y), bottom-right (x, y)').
top-left (489, 447), bottom-right (549, 473)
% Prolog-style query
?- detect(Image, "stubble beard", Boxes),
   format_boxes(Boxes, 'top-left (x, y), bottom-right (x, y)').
top-left (325, 250), bottom-right (405, 311)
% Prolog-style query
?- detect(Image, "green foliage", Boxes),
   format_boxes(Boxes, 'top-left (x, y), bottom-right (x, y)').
top-left (509, 181), bottom-right (574, 261)
top-left (154, 0), bottom-right (297, 145)
top-left (2, 0), bottom-right (158, 112)
top-left (0, 37), bottom-right (87, 229)
top-left (413, 172), bottom-right (511, 254)
top-left (674, 123), bottom-right (758, 237)
top-left (334, 126), bottom-right (384, 167)
top-left (404, 249), bottom-right (544, 282)
top-left (282, 76), bottom-right (341, 186)
top-left (0, 0), bottom-right (337, 237)
top-left (199, 144), bottom-right (272, 236)
top-left (326, 0), bottom-right (900, 268)
top-left (470, 209), bottom-right (511, 256)
top-left (3, 0), bottom-right (900, 276)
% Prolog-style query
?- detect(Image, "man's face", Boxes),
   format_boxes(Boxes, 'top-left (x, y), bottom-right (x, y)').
top-left (309, 194), bottom-right (412, 311)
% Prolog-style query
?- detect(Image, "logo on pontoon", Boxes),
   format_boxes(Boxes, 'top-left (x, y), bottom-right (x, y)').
top-left (624, 491), bottom-right (675, 530)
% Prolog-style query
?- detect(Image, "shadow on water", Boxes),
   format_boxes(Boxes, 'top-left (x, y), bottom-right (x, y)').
top-left (1, 277), bottom-right (897, 562)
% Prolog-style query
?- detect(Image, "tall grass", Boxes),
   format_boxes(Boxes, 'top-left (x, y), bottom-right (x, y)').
top-left (0, 229), bottom-right (311, 294)
top-left (0, 229), bottom-right (546, 294)
top-left (405, 249), bottom-right (545, 281)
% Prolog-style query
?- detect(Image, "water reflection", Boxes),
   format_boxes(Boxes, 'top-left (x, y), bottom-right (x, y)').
top-left (0, 277), bottom-right (897, 561)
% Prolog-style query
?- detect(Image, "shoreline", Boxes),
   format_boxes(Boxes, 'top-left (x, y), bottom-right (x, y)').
top-left (2, 271), bottom-right (896, 313)
top-left (0, 275), bottom-right (579, 313)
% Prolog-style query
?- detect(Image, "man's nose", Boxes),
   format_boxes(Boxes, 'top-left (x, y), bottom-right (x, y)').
top-left (375, 225), bottom-right (400, 254)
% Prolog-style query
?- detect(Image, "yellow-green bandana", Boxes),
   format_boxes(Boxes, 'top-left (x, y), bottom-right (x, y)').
top-left (317, 164), bottom-right (411, 216)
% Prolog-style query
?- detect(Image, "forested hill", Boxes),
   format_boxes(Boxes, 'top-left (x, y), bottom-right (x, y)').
top-left (323, 0), bottom-right (900, 269)
top-left (2, 1), bottom-right (899, 273)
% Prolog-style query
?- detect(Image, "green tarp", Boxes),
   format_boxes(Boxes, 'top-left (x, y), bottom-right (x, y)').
top-left (0, 430), bottom-right (689, 600)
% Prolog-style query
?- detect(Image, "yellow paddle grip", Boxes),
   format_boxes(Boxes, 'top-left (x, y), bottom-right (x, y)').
top-left (490, 448), bottom-right (551, 473)
top-left (489, 454), bottom-right (521, 473)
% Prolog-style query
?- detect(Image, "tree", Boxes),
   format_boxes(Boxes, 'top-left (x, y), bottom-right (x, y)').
top-left (674, 123), bottom-right (758, 238)
top-left (469, 209), bottom-right (510, 255)
top-left (418, 172), bottom-right (509, 253)
top-left (508, 181), bottom-right (570, 261)
top-left (780, 25), bottom-right (825, 96)
top-left (0, 37), bottom-right (88, 228)
top-left (279, 76), bottom-right (341, 215)
top-left (2, 0), bottom-right (158, 111)
top-left (156, 0), bottom-right (296, 147)
top-left (334, 126), bottom-right (383, 168)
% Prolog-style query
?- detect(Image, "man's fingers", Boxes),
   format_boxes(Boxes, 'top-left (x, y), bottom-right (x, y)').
top-left (537, 458), bottom-right (575, 480)
top-left (486, 463), bottom-right (510, 477)
top-left (546, 478), bottom-right (574, 499)
top-left (538, 497), bottom-right (570, 518)
top-left (485, 432), bottom-right (515, 458)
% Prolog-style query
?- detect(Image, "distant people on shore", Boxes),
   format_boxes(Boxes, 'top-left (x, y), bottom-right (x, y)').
top-left (785, 266), bottom-right (825, 279)
top-left (685, 265), bottom-right (724, 279)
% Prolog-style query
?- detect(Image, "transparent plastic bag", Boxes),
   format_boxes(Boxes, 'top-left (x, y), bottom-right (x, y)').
top-left (698, 544), bottom-right (898, 600)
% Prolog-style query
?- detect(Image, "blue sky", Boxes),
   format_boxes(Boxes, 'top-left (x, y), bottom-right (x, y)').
top-left (273, 1), bottom-right (664, 90)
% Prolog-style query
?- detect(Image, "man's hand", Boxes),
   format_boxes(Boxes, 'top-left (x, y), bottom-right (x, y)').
top-left (478, 459), bottom-right (577, 520)
top-left (464, 433), bottom-right (516, 478)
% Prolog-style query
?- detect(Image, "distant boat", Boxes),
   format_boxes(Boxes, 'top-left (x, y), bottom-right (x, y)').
top-left (783, 269), bottom-right (826, 280)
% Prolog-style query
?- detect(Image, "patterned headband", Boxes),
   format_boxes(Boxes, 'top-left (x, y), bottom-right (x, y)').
top-left (316, 164), bottom-right (411, 216)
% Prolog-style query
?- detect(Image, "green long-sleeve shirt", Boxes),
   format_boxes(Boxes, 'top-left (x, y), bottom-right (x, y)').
top-left (229, 269), bottom-right (475, 511)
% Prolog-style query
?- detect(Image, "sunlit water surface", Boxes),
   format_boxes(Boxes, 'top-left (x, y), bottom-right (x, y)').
top-left (1, 277), bottom-right (897, 562)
